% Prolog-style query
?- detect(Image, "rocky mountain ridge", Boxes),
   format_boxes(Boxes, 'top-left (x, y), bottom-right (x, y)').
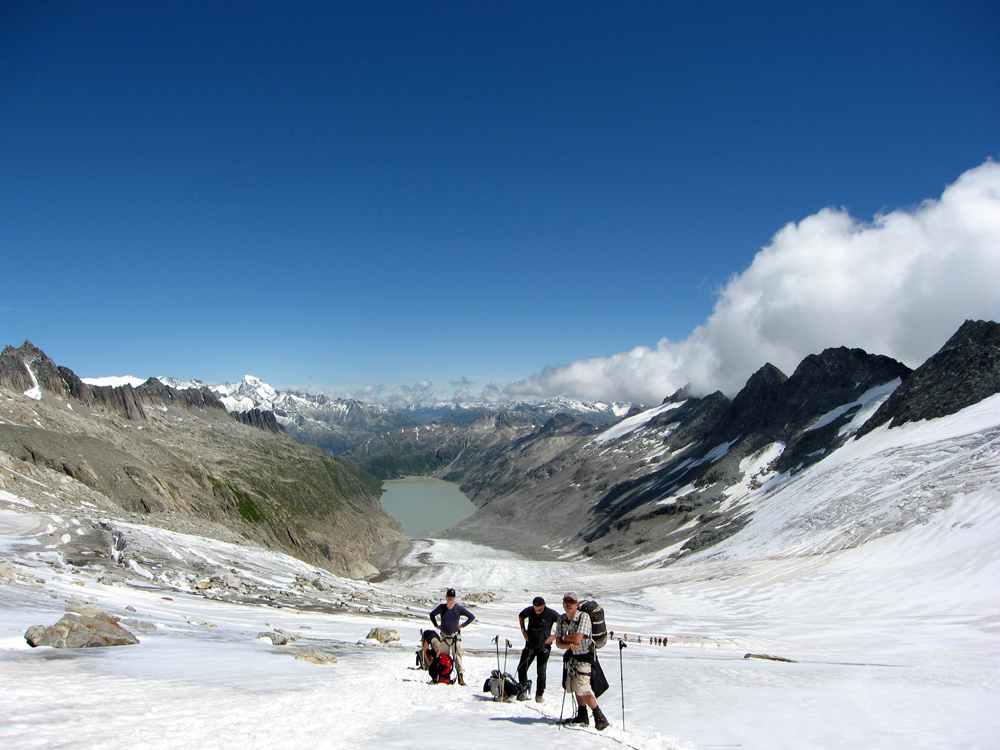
top-left (203, 375), bottom-right (636, 456)
top-left (858, 320), bottom-right (1000, 435)
top-left (392, 397), bottom-right (636, 428)
top-left (0, 343), bottom-right (406, 578)
top-left (352, 321), bottom-right (1000, 565)
top-left (209, 375), bottom-right (418, 455)
top-left (6, 320), bottom-right (998, 572)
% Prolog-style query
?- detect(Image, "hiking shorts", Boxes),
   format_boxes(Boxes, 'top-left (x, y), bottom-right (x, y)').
top-left (565, 660), bottom-right (593, 697)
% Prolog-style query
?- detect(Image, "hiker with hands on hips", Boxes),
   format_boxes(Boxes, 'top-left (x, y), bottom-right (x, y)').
top-left (429, 588), bottom-right (475, 686)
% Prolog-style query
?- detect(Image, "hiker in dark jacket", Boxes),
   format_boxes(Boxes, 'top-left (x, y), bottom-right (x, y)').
top-left (516, 596), bottom-right (559, 702)
top-left (429, 588), bottom-right (475, 685)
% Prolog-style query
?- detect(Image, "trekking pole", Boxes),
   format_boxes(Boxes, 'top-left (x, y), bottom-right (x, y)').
top-left (618, 638), bottom-right (627, 730)
top-left (493, 635), bottom-right (502, 673)
top-left (558, 681), bottom-right (567, 728)
top-left (502, 639), bottom-right (513, 700)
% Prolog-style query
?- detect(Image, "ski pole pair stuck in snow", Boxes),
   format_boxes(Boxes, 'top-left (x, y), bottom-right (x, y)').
top-left (493, 634), bottom-right (513, 700)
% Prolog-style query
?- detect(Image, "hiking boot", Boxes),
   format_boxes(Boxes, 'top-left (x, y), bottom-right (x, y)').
top-left (535, 694), bottom-right (543, 703)
top-left (457, 674), bottom-right (466, 686)
top-left (561, 707), bottom-right (588, 726)
top-left (593, 707), bottom-right (610, 731)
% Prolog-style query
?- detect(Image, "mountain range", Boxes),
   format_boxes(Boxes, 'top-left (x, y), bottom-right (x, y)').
top-left (3, 319), bottom-right (999, 575)
top-left (0, 343), bottom-right (407, 578)
top-left (143, 375), bottom-right (635, 455)
top-left (348, 320), bottom-right (1000, 567)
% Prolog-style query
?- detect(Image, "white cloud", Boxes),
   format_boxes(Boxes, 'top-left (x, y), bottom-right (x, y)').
top-left (505, 160), bottom-right (1000, 404)
top-left (479, 384), bottom-right (502, 403)
top-left (388, 380), bottom-right (435, 406)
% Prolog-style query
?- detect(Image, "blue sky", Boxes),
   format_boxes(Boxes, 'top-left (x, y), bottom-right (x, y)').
top-left (2, 1), bottom-right (999, 405)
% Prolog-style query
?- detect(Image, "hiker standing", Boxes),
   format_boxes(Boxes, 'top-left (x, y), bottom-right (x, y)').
top-left (516, 596), bottom-right (559, 702)
top-left (555, 592), bottom-right (610, 730)
top-left (430, 588), bottom-right (475, 686)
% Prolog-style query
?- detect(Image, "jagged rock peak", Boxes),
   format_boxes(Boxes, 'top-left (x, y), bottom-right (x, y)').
top-left (233, 408), bottom-right (286, 434)
top-left (859, 319), bottom-right (1000, 434)
top-left (0, 343), bottom-right (39, 393)
top-left (780, 347), bottom-right (911, 415)
top-left (3, 340), bottom-right (43, 358)
top-left (494, 412), bottom-right (522, 429)
top-left (792, 346), bottom-right (906, 381)
top-left (0, 341), bottom-right (65, 395)
top-left (664, 385), bottom-right (693, 404)
top-left (0, 341), bottom-right (226, 422)
top-left (538, 413), bottom-right (578, 433)
top-left (712, 363), bottom-right (788, 438)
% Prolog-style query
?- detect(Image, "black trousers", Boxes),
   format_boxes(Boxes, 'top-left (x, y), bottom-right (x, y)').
top-left (516, 645), bottom-right (551, 694)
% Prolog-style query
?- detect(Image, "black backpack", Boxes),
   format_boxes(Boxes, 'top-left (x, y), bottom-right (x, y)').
top-left (482, 670), bottom-right (525, 701)
top-left (579, 600), bottom-right (607, 648)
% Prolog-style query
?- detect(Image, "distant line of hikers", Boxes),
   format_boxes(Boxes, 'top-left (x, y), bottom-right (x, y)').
top-left (614, 632), bottom-right (669, 645)
top-left (418, 588), bottom-right (612, 731)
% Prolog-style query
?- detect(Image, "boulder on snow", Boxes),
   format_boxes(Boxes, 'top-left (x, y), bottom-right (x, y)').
top-left (257, 628), bottom-right (299, 646)
top-left (257, 630), bottom-right (289, 646)
top-left (295, 648), bottom-right (338, 665)
top-left (25, 611), bottom-right (139, 648)
top-left (366, 627), bottom-right (400, 643)
top-left (65, 603), bottom-right (119, 620)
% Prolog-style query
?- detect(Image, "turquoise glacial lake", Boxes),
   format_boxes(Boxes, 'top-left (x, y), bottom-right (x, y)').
top-left (379, 476), bottom-right (477, 538)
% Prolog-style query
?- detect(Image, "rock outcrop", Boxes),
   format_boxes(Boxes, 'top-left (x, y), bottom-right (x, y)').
top-left (233, 408), bottom-right (285, 434)
top-left (365, 627), bottom-right (400, 643)
top-left (858, 320), bottom-right (1000, 435)
top-left (25, 610), bottom-right (139, 648)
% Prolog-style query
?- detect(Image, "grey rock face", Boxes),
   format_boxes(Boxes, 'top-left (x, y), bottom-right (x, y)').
top-left (25, 611), bottom-right (139, 648)
top-left (233, 408), bottom-right (285, 434)
top-left (859, 320), bottom-right (1000, 435)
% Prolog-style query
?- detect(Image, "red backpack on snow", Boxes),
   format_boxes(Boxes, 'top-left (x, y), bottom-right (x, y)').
top-left (429, 652), bottom-right (454, 684)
